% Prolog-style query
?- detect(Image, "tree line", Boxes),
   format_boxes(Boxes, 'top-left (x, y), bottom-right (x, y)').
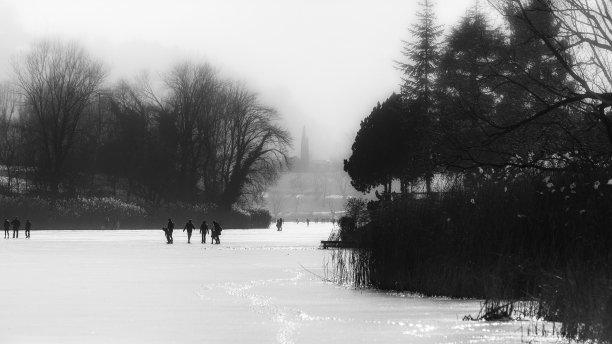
top-left (345, 0), bottom-right (612, 192)
top-left (0, 40), bottom-right (290, 210)
top-left (340, 1), bottom-right (612, 342)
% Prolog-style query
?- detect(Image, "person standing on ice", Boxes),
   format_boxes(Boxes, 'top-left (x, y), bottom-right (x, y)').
top-left (183, 219), bottom-right (195, 244)
top-left (11, 217), bottom-right (20, 239)
top-left (166, 218), bottom-right (174, 244)
top-left (199, 220), bottom-right (209, 244)
top-left (212, 220), bottom-right (222, 244)
top-left (3, 218), bottom-right (9, 239)
top-left (24, 220), bottom-right (31, 239)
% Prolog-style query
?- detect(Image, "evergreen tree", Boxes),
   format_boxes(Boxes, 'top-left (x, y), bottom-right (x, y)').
top-left (435, 8), bottom-right (507, 169)
top-left (396, 0), bottom-right (444, 193)
top-left (344, 94), bottom-right (405, 193)
top-left (435, 3), bottom-right (581, 171)
top-left (397, 0), bottom-right (443, 110)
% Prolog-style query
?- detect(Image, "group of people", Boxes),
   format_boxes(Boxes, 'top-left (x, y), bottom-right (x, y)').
top-left (3, 217), bottom-right (31, 239)
top-left (162, 218), bottom-right (223, 245)
top-left (275, 218), bottom-right (284, 231)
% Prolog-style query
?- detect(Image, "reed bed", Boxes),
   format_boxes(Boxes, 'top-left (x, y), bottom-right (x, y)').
top-left (329, 170), bottom-right (612, 343)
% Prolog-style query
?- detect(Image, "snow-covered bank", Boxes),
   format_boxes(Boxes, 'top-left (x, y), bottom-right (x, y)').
top-left (0, 224), bottom-right (558, 343)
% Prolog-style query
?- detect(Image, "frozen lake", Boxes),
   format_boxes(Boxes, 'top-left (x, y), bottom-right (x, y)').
top-left (0, 223), bottom-right (559, 343)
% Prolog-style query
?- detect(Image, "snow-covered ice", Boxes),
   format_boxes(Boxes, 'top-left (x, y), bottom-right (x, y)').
top-left (0, 223), bottom-right (560, 343)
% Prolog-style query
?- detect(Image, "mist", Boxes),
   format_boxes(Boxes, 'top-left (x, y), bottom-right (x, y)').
top-left (0, 0), bottom-right (476, 161)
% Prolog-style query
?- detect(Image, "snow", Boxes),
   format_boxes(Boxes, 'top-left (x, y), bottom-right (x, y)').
top-left (0, 223), bottom-right (560, 343)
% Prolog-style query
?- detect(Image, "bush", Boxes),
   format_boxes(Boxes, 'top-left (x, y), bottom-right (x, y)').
top-left (246, 208), bottom-right (273, 228)
top-left (0, 196), bottom-right (271, 229)
top-left (338, 216), bottom-right (357, 242)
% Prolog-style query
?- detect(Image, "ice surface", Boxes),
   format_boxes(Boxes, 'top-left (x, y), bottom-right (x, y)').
top-left (0, 223), bottom-right (560, 343)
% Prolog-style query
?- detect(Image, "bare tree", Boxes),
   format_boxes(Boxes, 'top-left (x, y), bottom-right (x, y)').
top-left (488, 0), bottom-right (612, 152)
top-left (215, 83), bottom-right (291, 209)
top-left (136, 62), bottom-right (291, 208)
top-left (0, 81), bottom-right (22, 193)
top-left (12, 40), bottom-right (106, 193)
top-left (164, 62), bottom-right (220, 200)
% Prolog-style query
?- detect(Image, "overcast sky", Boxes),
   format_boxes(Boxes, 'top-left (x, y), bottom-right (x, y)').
top-left (0, 0), bottom-right (478, 160)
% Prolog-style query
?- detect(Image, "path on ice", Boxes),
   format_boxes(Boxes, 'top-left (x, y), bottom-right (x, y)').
top-left (0, 224), bottom-right (559, 343)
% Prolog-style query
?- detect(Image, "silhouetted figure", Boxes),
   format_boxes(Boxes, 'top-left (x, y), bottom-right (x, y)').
top-left (276, 218), bottom-right (284, 231)
top-left (3, 218), bottom-right (9, 239)
top-left (200, 220), bottom-right (209, 244)
top-left (212, 220), bottom-right (222, 244)
top-left (166, 218), bottom-right (174, 244)
top-left (25, 220), bottom-right (31, 238)
top-left (11, 217), bottom-right (20, 239)
top-left (161, 226), bottom-right (170, 243)
top-left (183, 219), bottom-right (195, 244)
top-left (306, 218), bottom-right (310, 227)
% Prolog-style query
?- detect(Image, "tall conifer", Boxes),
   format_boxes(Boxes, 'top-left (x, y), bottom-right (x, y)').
top-left (397, 0), bottom-right (443, 112)
top-left (396, 0), bottom-right (443, 193)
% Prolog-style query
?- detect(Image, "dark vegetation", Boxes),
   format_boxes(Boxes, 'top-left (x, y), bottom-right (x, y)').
top-left (339, 1), bottom-right (612, 342)
top-left (0, 196), bottom-right (271, 230)
top-left (0, 41), bottom-right (290, 227)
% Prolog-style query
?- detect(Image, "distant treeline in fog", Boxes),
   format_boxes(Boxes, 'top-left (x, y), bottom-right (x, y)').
top-left (0, 41), bottom-right (290, 212)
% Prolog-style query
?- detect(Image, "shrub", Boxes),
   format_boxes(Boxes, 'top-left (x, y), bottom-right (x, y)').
top-left (0, 196), bottom-right (270, 229)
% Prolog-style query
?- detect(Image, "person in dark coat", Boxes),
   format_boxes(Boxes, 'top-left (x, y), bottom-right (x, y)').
top-left (183, 219), bottom-right (195, 244)
top-left (166, 218), bottom-right (174, 244)
top-left (25, 220), bottom-right (31, 239)
top-left (200, 220), bottom-right (209, 244)
top-left (212, 220), bottom-right (222, 244)
top-left (161, 227), bottom-right (170, 244)
top-left (3, 218), bottom-right (9, 239)
top-left (11, 217), bottom-right (20, 239)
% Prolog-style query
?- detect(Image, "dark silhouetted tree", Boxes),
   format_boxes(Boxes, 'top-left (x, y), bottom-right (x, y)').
top-left (396, 0), bottom-right (443, 193)
top-left (0, 82), bottom-right (23, 194)
top-left (13, 40), bottom-right (106, 194)
top-left (344, 93), bottom-right (405, 193)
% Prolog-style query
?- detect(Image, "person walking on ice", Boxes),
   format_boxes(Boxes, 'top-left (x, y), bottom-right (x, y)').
top-left (164, 218), bottom-right (174, 244)
top-left (212, 220), bottom-right (222, 244)
top-left (11, 217), bottom-right (20, 239)
top-left (3, 218), bottom-right (9, 239)
top-left (161, 226), bottom-right (170, 244)
top-left (25, 220), bottom-right (31, 239)
top-left (183, 219), bottom-right (195, 244)
top-left (200, 220), bottom-right (209, 244)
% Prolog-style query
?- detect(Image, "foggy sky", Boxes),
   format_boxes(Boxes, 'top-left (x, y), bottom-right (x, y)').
top-left (0, 0), bottom-right (477, 160)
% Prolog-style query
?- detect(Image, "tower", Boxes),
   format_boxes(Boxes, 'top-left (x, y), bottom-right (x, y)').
top-left (300, 126), bottom-right (310, 171)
